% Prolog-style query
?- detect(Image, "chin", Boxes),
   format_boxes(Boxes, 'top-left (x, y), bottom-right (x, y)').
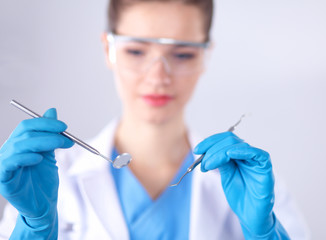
top-left (139, 107), bottom-right (180, 126)
top-left (142, 113), bottom-right (173, 125)
top-left (127, 100), bottom-right (184, 125)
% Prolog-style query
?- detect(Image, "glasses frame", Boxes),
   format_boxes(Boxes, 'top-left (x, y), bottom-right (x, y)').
top-left (106, 33), bottom-right (211, 65)
top-left (107, 33), bottom-right (210, 48)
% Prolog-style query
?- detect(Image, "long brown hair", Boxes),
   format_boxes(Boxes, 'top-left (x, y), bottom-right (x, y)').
top-left (107, 0), bottom-right (214, 41)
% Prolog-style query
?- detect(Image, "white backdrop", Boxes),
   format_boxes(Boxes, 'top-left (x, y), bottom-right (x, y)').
top-left (0, 0), bottom-right (325, 238)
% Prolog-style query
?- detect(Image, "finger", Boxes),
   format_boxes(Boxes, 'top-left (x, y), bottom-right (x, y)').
top-left (12, 134), bottom-right (73, 154)
top-left (226, 146), bottom-right (272, 173)
top-left (42, 108), bottom-right (74, 147)
top-left (19, 132), bottom-right (74, 149)
top-left (201, 135), bottom-right (245, 171)
top-left (202, 142), bottom-right (249, 171)
top-left (226, 146), bottom-right (274, 193)
top-left (200, 135), bottom-right (244, 172)
top-left (10, 118), bottom-right (67, 138)
top-left (0, 139), bottom-right (10, 154)
top-left (1, 132), bottom-right (74, 155)
top-left (193, 132), bottom-right (241, 154)
top-left (226, 146), bottom-right (270, 162)
top-left (203, 135), bottom-right (245, 160)
top-left (0, 153), bottom-right (43, 181)
top-left (43, 108), bottom-right (57, 119)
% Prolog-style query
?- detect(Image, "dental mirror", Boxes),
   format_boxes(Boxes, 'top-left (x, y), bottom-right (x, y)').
top-left (10, 100), bottom-right (132, 169)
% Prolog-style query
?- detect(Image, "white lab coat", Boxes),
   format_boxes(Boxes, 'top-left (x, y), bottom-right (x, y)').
top-left (0, 119), bottom-right (309, 239)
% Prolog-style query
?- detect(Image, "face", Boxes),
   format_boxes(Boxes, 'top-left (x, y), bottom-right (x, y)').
top-left (104, 2), bottom-right (207, 125)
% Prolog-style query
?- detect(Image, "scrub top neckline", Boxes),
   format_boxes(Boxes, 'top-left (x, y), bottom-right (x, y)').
top-left (110, 147), bottom-right (193, 240)
top-left (111, 147), bottom-right (194, 202)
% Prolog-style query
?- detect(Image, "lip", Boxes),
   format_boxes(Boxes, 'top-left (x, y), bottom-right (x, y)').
top-left (142, 94), bottom-right (173, 107)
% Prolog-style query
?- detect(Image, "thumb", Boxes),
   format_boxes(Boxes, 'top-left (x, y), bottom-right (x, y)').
top-left (42, 108), bottom-right (59, 158)
top-left (43, 108), bottom-right (57, 120)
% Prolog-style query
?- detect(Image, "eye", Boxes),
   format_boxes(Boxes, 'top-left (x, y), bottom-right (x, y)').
top-left (174, 53), bottom-right (196, 60)
top-left (125, 49), bottom-right (145, 56)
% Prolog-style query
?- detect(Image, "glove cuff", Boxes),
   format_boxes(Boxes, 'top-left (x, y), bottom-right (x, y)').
top-left (241, 212), bottom-right (290, 240)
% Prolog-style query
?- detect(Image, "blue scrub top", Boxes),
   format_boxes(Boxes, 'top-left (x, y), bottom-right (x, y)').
top-left (111, 148), bottom-right (194, 240)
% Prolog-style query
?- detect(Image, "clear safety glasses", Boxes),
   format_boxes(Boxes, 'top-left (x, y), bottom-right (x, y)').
top-left (107, 33), bottom-right (210, 76)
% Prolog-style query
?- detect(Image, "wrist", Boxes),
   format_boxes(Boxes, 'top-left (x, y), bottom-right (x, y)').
top-left (24, 206), bottom-right (57, 229)
top-left (241, 213), bottom-right (290, 240)
top-left (10, 212), bottom-right (58, 240)
top-left (241, 212), bottom-right (274, 238)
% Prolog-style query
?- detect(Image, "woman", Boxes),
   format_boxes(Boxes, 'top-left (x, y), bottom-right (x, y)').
top-left (0, 0), bottom-right (308, 239)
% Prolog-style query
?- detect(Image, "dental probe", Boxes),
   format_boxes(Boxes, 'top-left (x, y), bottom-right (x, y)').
top-left (170, 114), bottom-right (246, 187)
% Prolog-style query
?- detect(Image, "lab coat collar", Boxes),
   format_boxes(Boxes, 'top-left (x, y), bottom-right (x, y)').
top-left (66, 118), bottom-right (129, 239)
top-left (67, 118), bottom-right (119, 176)
top-left (188, 131), bottom-right (232, 239)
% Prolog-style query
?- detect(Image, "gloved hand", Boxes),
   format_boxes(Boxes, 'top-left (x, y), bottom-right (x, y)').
top-left (194, 132), bottom-right (289, 239)
top-left (0, 108), bottom-right (74, 239)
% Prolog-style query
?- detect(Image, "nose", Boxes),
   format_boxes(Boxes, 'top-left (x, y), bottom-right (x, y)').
top-left (143, 56), bottom-right (172, 86)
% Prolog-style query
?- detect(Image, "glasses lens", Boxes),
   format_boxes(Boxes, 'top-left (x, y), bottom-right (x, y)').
top-left (113, 40), bottom-right (206, 76)
top-left (166, 46), bottom-right (205, 75)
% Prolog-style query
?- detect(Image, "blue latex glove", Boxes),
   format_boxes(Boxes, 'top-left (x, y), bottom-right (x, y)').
top-left (0, 108), bottom-right (74, 239)
top-left (194, 132), bottom-right (290, 239)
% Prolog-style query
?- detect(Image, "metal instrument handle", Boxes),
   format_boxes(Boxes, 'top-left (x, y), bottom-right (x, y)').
top-left (10, 100), bottom-right (101, 156)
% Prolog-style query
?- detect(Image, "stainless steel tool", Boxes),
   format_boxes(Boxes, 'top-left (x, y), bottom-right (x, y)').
top-left (10, 100), bottom-right (131, 169)
top-left (170, 114), bottom-right (246, 187)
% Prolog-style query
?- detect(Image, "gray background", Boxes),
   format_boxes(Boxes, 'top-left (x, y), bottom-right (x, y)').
top-left (1, 0), bottom-right (325, 238)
